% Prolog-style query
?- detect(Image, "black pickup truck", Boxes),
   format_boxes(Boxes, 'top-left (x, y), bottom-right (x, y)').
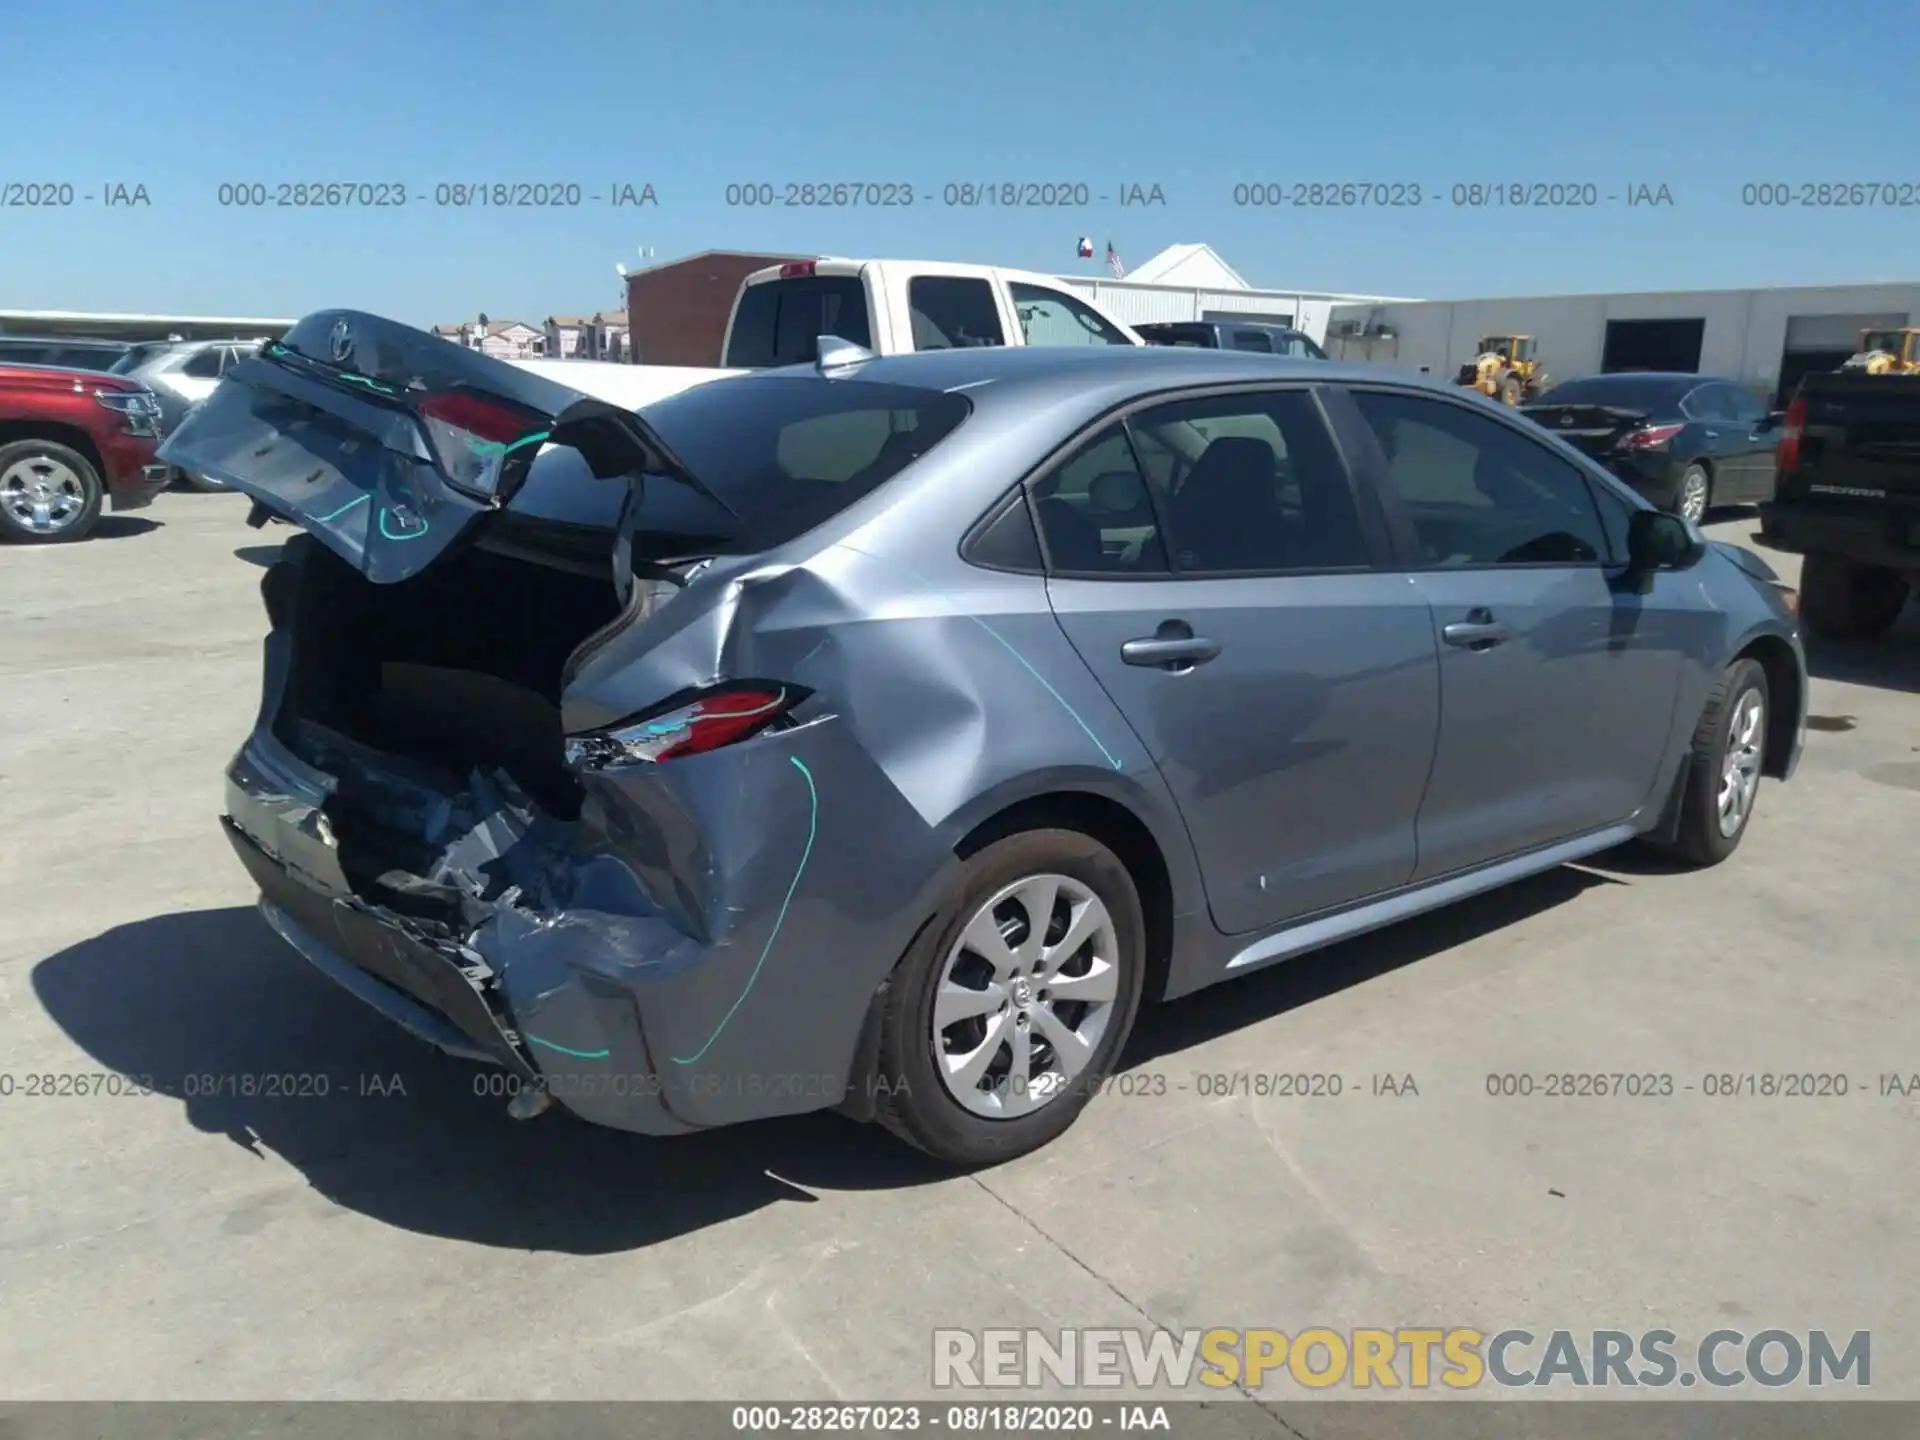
top-left (1758, 371), bottom-right (1920, 638)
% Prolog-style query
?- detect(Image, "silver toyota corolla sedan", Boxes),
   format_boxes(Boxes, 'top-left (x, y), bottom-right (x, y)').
top-left (160, 313), bottom-right (1807, 1165)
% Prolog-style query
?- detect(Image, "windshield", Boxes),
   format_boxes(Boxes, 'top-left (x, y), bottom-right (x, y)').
top-left (1861, 331), bottom-right (1906, 354)
top-left (629, 376), bottom-right (971, 557)
top-left (1477, 338), bottom-right (1514, 355)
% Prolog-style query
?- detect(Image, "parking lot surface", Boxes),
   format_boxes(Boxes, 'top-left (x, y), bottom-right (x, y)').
top-left (2, 494), bottom-right (1917, 1410)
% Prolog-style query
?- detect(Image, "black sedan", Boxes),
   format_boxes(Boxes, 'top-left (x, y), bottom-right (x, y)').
top-left (1523, 372), bottom-right (1783, 524)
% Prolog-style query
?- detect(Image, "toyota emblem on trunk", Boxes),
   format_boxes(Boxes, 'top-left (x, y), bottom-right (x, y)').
top-left (329, 318), bottom-right (354, 364)
top-left (1560, 414), bottom-right (1573, 426)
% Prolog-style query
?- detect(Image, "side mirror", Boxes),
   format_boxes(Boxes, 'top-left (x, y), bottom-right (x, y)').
top-left (1756, 410), bottom-right (1784, 432)
top-left (1627, 508), bottom-right (1703, 573)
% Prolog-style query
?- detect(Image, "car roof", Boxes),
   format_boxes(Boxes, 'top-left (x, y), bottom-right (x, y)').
top-left (776, 343), bottom-right (1405, 391)
top-left (1550, 371), bottom-right (1724, 386)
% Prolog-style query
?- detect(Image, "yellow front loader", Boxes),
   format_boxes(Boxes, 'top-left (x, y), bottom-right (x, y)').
top-left (1841, 327), bottom-right (1920, 375)
top-left (1456, 335), bottom-right (1546, 405)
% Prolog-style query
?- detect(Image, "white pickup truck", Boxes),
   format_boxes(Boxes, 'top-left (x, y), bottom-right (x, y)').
top-left (507, 257), bottom-right (1143, 411)
top-left (719, 257), bottom-right (1144, 366)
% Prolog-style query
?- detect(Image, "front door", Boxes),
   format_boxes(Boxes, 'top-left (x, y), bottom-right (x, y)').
top-left (1339, 386), bottom-right (1686, 879)
top-left (1034, 388), bottom-right (1441, 935)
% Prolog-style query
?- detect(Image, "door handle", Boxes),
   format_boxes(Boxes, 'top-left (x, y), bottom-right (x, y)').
top-left (1122, 624), bottom-right (1221, 670)
top-left (1442, 611), bottom-right (1512, 650)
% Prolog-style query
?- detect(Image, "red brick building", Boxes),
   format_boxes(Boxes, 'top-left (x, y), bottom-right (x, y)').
top-left (624, 249), bottom-right (810, 366)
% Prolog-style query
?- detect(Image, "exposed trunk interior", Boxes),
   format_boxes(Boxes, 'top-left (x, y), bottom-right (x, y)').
top-left (276, 536), bottom-right (622, 820)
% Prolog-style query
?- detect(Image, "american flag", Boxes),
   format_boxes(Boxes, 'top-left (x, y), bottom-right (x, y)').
top-left (1105, 242), bottom-right (1125, 279)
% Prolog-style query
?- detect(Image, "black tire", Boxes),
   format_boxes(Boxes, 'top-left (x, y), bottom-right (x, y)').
top-left (0, 438), bottom-right (104, 544)
top-left (1651, 658), bottom-right (1770, 868)
top-left (1798, 553), bottom-right (1910, 640)
top-left (874, 829), bottom-right (1146, 1166)
top-left (1675, 463), bottom-right (1712, 524)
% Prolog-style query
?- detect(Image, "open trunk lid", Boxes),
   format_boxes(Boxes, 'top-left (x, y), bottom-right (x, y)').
top-left (1521, 402), bottom-right (1651, 459)
top-left (158, 309), bottom-right (726, 583)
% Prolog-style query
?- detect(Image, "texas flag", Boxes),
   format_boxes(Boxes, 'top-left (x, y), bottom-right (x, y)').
top-left (1075, 236), bottom-right (1094, 259)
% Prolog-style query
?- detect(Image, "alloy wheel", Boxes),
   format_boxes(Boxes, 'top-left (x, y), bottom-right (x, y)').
top-left (0, 454), bottom-right (88, 535)
top-left (932, 873), bottom-right (1121, 1119)
top-left (1717, 690), bottom-right (1765, 838)
top-left (1679, 469), bottom-right (1710, 525)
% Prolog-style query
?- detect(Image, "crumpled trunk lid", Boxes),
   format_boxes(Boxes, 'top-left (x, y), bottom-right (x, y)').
top-left (159, 309), bottom-right (723, 584)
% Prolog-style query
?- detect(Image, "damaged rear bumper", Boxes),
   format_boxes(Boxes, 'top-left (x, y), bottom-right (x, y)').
top-left (223, 711), bottom-right (955, 1136)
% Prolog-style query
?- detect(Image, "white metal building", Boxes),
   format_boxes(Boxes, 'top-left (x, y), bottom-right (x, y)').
top-left (1055, 244), bottom-right (1410, 346)
top-left (1324, 283), bottom-right (1920, 405)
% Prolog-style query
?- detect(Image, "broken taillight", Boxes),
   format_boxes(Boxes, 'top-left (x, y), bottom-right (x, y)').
top-left (418, 390), bottom-right (551, 495)
top-left (564, 684), bottom-right (804, 769)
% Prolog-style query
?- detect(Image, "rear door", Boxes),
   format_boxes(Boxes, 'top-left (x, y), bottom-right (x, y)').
top-left (1711, 383), bottom-right (1780, 501)
top-left (159, 309), bottom-right (710, 583)
top-left (1340, 385), bottom-right (1685, 876)
top-left (1035, 385), bottom-right (1440, 934)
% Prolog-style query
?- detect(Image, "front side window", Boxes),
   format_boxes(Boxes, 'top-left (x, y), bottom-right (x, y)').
top-left (1231, 330), bottom-right (1274, 353)
top-left (1350, 389), bottom-right (1609, 567)
top-left (907, 277), bottom-right (1005, 350)
top-left (1006, 283), bottom-right (1132, 347)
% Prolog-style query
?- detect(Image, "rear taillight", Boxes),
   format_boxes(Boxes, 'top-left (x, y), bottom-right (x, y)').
top-left (1776, 396), bottom-right (1806, 474)
top-left (778, 261), bottom-right (818, 278)
top-left (564, 684), bottom-right (804, 769)
top-left (1623, 423), bottom-right (1685, 451)
top-left (418, 390), bottom-right (551, 492)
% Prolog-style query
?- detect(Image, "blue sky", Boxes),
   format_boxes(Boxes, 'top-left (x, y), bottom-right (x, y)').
top-left (2, 0), bottom-right (1915, 326)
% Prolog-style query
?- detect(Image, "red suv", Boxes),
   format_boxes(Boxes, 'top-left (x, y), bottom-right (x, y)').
top-left (0, 361), bottom-right (171, 542)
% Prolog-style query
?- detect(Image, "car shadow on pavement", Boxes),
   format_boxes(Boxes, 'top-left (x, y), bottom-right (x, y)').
top-left (232, 544), bottom-right (284, 567)
top-left (1802, 619), bottom-right (1920, 695)
top-left (1121, 863), bottom-right (1620, 1067)
top-left (80, 516), bottom-right (163, 540)
top-left (31, 906), bottom-right (955, 1256)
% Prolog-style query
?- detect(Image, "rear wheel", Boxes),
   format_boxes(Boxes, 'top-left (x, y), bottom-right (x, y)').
top-left (1499, 374), bottom-right (1522, 405)
top-left (1675, 464), bottom-right (1712, 524)
top-left (0, 439), bottom-right (103, 543)
top-left (1799, 554), bottom-right (1910, 639)
top-left (874, 829), bottom-right (1146, 1165)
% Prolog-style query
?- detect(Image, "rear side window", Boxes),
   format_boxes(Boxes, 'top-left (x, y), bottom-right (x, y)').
top-left (634, 377), bottom-right (970, 555)
top-left (723, 276), bottom-right (872, 367)
top-left (1127, 391), bottom-right (1372, 573)
top-left (182, 348), bottom-right (224, 379)
top-left (1032, 427), bottom-right (1170, 574)
top-left (1138, 324), bottom-right (1216, 348)
top-left (1231, 330), bottom-right (1273, 353)
top-left (908, 277), bottom-right (1005, 350)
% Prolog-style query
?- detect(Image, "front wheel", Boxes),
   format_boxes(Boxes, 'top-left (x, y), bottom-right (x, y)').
top-left (0, 439), bottom-right (104, 543)
top-left (1499, 374), bottom-right (1522, 405)
top-left (874, 829), bottom-right (1146, 1165)
top-left (1649, 658), bottom-right (1770, 867)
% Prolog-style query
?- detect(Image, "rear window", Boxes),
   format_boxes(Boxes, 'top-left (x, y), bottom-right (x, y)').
top-left (1536, 376), bottom-right (1689, 414)
top-left (110, 343), bottom-right (171, 374)
top-left (632, 376), bottom-right (971, 556)
top-left (723, 276), bottom-right (873, 368)
top-left (1138, 324), bottom-right (1217, 348)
